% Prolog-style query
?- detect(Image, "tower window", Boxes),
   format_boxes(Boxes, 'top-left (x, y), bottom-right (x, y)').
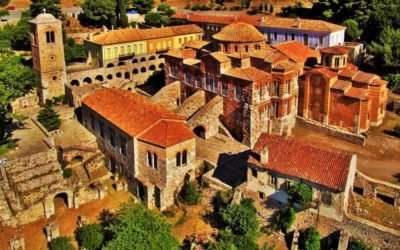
top-left (46, 31), bottom-right (55, 43)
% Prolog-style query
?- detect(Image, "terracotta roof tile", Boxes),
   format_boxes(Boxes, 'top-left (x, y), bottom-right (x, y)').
top-left (172, 13), bottom-right (263, 26)
top-left (212, 22), bottom-right (265, 43)
top-left (250, 133), bottom-right (353, 191)
top-left (207, 52), bottom-right (231, 62)
top-left (90, 24), bottom-right (203, 45)
top-left (320, 46), bottom-right (349, 55)
top-left (82, 89), bottom-right (193, 147)
top-left (371, 78), bottom-right (387, 86)
top-left (184, 40), bottom-right (211, 50)
top-left (166, 48), bottom-right (197, 59)
top-left (272, 61), bottom-right (298, 72)
top-left (223, 66), bottom-right (271, 82)
top-left (272, 41), bottom-right (319, 63)
top-left (331, 79), bottom-right (352, 91)
top-left (344, 87), bottom-right (369, 100)
top-left (338, 68), bottom-right (358, 79)
top-left (248, 48), bottom-right (288, 64)
top-left (138, 120), bottom-right (194, 147)
top-left (352, 71), bottom-right (376, 84)
top-left (310, 67), bottom-right (337, 78)
top-left (259, 16), bottom-right (346, 33)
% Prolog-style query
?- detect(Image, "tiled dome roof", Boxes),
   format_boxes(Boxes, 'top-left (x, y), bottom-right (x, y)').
top-left (34, 13), bottom-right (57, 23)
top-left (213, 22), bottom-right (265, 43)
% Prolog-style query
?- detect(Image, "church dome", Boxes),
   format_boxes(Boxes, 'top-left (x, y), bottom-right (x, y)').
top-left (34, 13), bottom-right (57, 23)
top-left (213, 22), bottom-right (265, 43)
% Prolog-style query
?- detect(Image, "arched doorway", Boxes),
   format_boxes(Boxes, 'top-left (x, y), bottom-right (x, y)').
top-left (53, 192), bottom-right (69, 212)
top-left (193, 126), bottom-right (206, 139)
top-left (106, 63), bottom-right (115, 68)
top-left (71, 155), bottom-right (83, 163)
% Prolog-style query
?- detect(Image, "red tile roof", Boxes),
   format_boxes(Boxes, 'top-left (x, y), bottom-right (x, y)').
top-left (344, 87), bottom-right (369, 100)
top-left (272, 41), bottom-right (320, 63)
top-left (172, 13), bottom-right (263, 26)
top-left (166, 48), bottom-right (197, 59)
top-left (138, 120), bottom-right (195, 147)
top-left (89, 24), bottom-right (203, 45)
top-left (310, 67), bottom-right (337, 78)
top-left (250, 133), bottom-right (354, 191)
top-left (371, 78), bottom-right (387, 86)
top-left (223, 66), bottom-right (271, 82)
top-left (82, 88), bottom-right (194, 147)
top-left (212, 22), bottom-right (265, 43)
top-left (331, 79), bottom-right (352, 91)
top-left (320, 46), bottom-right (349, 55)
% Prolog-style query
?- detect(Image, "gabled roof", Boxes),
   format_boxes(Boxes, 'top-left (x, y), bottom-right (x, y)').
top-left (206, 52), bottom-right (231, 63)
top-left (309, 67), bottom-right (337, 78)
top-left (320, 46), bottom-right (349, 55)
top-left (223, 66), bottom-right (271, 82)
top-left (259, 16), bottom-right (346, 33)
top-left (172, 13), bottom-right (263, 26)
top-left (89, 24), bottom-right (203, 45)
top-left (248, 47), bottom-right (289, 64)
top-left (82, 88), bottom-right (194, 147)
top-left (184, 40), bottom-right (211, 50)
top-left (338, 69), bottom-right (379, 85)
top-left (249, 133), bottom-right (353, 191)
top-left (344, 87), bottom-right (369, 101)
top-left (166, 48), bottom-right (197, 59)
top-left (212, 22), bottom-right (266, 43)
top-left (331, 79), bottom-right (352, 91)
top-left (272, 41), bottom-right (320, 63)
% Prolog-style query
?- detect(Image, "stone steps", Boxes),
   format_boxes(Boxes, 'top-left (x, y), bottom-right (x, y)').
top-left (0, 187), bottom-right (16, 226)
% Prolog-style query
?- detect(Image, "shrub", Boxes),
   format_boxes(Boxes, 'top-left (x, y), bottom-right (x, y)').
top-left (347, 238), bottom-right (375, 250)
top-left (300, 227), bottom-right (320, 250)
top-left (219, 198), bottom-right (259, 236)
top-left (63, 168), bottom-right (73, 179)
top-left (37, 104), bottom-right (61, 131)
top-left (217, 229), bottom-right (258, 250)
top-left (219, 190), bottom-right (233, 205)
top-left (287, 182), bottom-right (313, 205)
top-left (162, 210), bottom-right (175, 218)
top-left (394, 125), bottom-right (400, 137)
top-left (76, 223), bottom-right (104, 250)
top-left (179, 181), bottom-right (202, 205)
top-left (272, 206), bottom-right (296, 231)
top-left (49, 237), bottom-right (75, 250)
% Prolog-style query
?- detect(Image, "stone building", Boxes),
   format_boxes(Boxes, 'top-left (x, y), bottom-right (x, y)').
top-left (81, 88), bottom-right (196, 210)
top-left (165, 22), bottom-right (318, 147)
top-left (298, 46), bottom-right (388, 133)
top-left (172, 13), bottom-right (346, 48)
top-left (246, 133), bottom-right (357, 221)
top-left (29, 12), bottom-right (203, 105)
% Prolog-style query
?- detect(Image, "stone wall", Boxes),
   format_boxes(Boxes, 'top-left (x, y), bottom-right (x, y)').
top-left (176, 90), bottom-right (206, 119)
top-left (151, 81), bottom-right (181, 111)
top-left (296, 116), bottom-right (366, 145)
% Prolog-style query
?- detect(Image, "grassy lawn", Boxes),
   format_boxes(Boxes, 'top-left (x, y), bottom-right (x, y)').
top-left (0, 139), bottom-right (16, 155)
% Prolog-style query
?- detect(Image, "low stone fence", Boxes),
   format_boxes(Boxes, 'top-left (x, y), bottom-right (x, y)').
top-left (31, 117), bottom-right (56, 149)
top-left (296, 116), bottom-right (366, 145)
top-left (354, 170), bottom-right (400, 209)
top-left (203, 168), bottom-right (232, 191)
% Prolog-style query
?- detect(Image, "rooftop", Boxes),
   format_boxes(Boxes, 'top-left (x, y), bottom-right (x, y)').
top-left (82, 88), bottom-right (194, 147)
top-left (272, 40), bottom-right (320, 63)
top-left (89, 24), bottom-right (203, 45)
top-left (212, 22), bottom-right (265, 43)
top-left (172, 13), bottom-right (263, 26)
top-left (320, 46), bottom-right (349, 55)
top-left (249, 133), bottom-right (354, 191)
top-left (223, 66), bottom-right (271, 82)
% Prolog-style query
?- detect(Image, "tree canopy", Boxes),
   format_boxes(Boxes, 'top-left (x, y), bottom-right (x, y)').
top-left (343, 19), bottom-right (363, 41)
top-left (130, 0), bottom-right (154, 14)
top-left (82, 0), bottom-right (117, 28)
top-left (48, 236), bottom-right (75, 250)
top-left (368, 27), bottom-right (400, 70)
top-left (37, 102), bottom-right (61, 131)
top-left (76, 223), bottom-right (104, 250)
top-left (287, 182), bottom-right (313, 205)
top-left (64, 38), bottom-right (86, 64)
top-left (300, 227), bottom-right (320, 250)
top-left (103, 202), bottom-right (179, 250)
top-left (30, 0), bottom-right (62, 18)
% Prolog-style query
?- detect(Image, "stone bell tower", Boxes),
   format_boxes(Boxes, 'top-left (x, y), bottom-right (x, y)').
top-left (29, 11), bottom-right (66, 103)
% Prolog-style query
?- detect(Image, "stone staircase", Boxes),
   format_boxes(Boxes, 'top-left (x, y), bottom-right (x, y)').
top-left (0, 187), bottom-right (17, 226)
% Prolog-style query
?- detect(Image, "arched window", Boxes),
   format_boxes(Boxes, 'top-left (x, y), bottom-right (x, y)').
top-left (176, 152), bottom-right (181, 167)
top-left (46, 31), bottom-right (55, 43)
top-left (245, 45), bottom-right (249, 52)
top-left (234, 45), bottom-right (238, 52)
top-left (141, 67), bottom-right (146, 73)
top-left (153, 153), bottom-right (158, 170)
top-left (182, 150), bottom-right (187, 165)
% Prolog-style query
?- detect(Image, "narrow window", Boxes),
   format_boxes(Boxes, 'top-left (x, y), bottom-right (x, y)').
top-left (176, 152), bottom-right (181, 167)
top-left (291, 33), bottom-right (295, 40)
top-left (153, 153), bottom-right (158, 169)
top-left (147, 151), bottom-right (152, 166)
top-left (182, 150), bottom-right (187, 165)
top-left (120, 136), bottom-right (126, 156)
top-left (274, 32), bottom-right (277, 40)
top-left (109, 129), bottom-right (115, 147)
top-left (99, 121), bottom-right (105, 138)
top-left (251, 168), bottom-right (257, 177)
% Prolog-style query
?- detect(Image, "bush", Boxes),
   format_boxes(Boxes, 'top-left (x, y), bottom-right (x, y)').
top-left (217, 229), bottom-right (259, 250)
top-left (162, 210), bottom-right (175, 218)
top-left (63, 168), bottom-right (73, 179)
top-left (76, 223), bottom-right (104, 250)
top-left (287, 182), bottom-right (313, 205)
top-left (272, 206), bottom-right (296, 231)
top-left (49, 237), bottom-right (75, 250)
top-left (395, 125), bottom-right (400, 137)
top-left (300, 227), bottom-right (320, 250)
top-left (347, 238), bottom-right (375, 250)
top-left (219, 198), bottom-right (259, 236)
top-left (219, 190), bottom-right (233, 205)
top-left (37, 104), bottom-right (61, 131)
top-left (179, 181), bottom-right (202, 205)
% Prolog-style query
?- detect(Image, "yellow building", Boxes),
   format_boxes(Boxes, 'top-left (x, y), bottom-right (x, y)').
top-left (85, 25), bottom-right (203, 67)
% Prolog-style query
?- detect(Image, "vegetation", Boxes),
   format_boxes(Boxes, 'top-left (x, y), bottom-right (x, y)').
top-left (116, 0), bottom-right (129, 28)
top-left (241, 0), bottom-right (252, 8)
top-left (219, 198), bottom-right (259, 237)
top-left (103, 202), bottom-right (179, 249)
top-left (368, 27), bottom-right (400, 71)
top-left (30, 0), bottom-right (62, 18)
top-left (394, 124), bottom-right (400, 137)
top-left (343, 19), bottom-right (363, 41)
top-left (0, 56), bottom-right (38, 141)
top-left (216, 229), bottom-right (260, 250)
top-left (62, 168), bottom-right (73, 179)
top-left (0, 11), bottom-right (31, 50)
top-left (0, 0), bottom-right (10, 7)
top-left (272, 206), bottom-right (296, 232)
top-left (300, 227), bottom-right (321, 250)
top-left (179, 181), bottom-right (202, 205)
top-left (287, 182), bottom-right (313, 205)
top-left (130, 0), bottom-right (154, 14)
top-left (64, 38), bottom-right (86, 63)
top-left (219, 190), bottom-right (233, 204)
top-left (81, 0), bottom-right (117, 28)
top-left (76, 223), bottom-right (104, 250)
top-left (384, 74), bottom-right (400, 91)
top-left (347, 238), bottom-right (375, 250)
top-left (49, 236), bottom-right (75, 250)
top-left (37, 102), bottom-right (61, 131)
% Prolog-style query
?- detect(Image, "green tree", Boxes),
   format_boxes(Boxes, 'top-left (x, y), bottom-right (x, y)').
top-left (0, 0), bottom-right (10, 7)
top-left (64, 38), bottom-right (86, 63)
top-left (384, 74), bottom-right (400, 91)
top-left (368, 27), bottom-right (400, 69)
top-left (0, 56), bottom-right (37, 140)
top-left (116, 0), bottom-right (129, 28)
top-left (37, 103), bottom-right (61, 131)
top-left (287, 182), bottom-right (313, 205)
top-left (300, 227), bottom-right (320, 250)
top-left (217, 229), bottom-right (259, 250)
top-left (394, 125), bottom-right (400, 137)
top-left (82, 0), bottom-right (116, 28)
top-left (272, 206), bottom-right (296, 231)
top-left (104, 202), bottom-right (179, 250)
top-left (269, 4), bottom-right (274, 14)
top-left (145, 12), bottom-right (162, 27)
top-left (343, 19), bottom-right (363, 41)
top-left (30, 0), bottom-right (62, 18)
top-left (157, 4), bottom-right (175, 16)
top-left (130, 0), bottom-right (154, 14)
top-left (0, 9), bottom-right (9, 18)
top-left (219, 198), bottom-right (259, 237)
top-left (49, 237), bottom-right (75, 250)
top-left (258, 3), bottom-right (263, 12)
top-left (76, 223), bottom-right (104, 250)
top-left (179, 181), bottom-right (202, 205)
top-left (347, 238), bottom-right (375, 250)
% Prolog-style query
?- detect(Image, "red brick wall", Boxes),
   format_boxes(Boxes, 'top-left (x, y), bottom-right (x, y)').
top-left (328, 91), bottom-right (360, 131)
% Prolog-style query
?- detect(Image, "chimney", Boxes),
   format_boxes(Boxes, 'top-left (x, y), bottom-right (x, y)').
top-left (260, 146), bottom-right (268, 165)
top-left (296, 17), bottom-right (301, 29)
top-left (261, 16), bottom-right (265, 23)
